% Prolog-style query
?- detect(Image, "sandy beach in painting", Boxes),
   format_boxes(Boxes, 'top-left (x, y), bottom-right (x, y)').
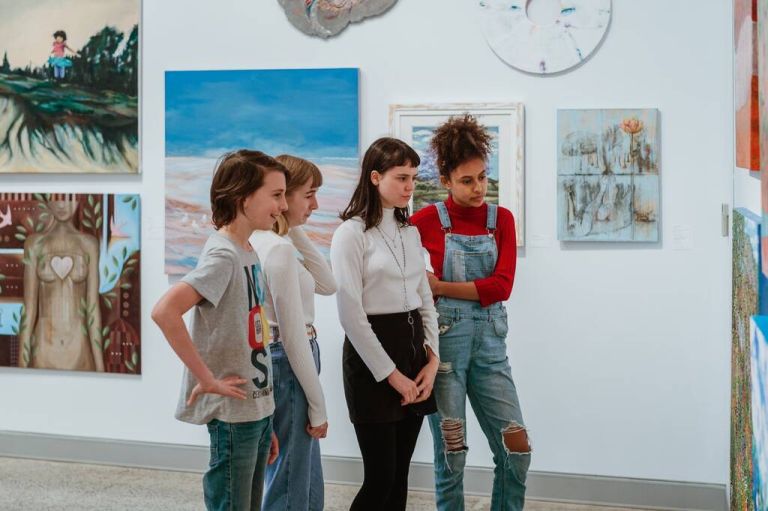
top-left (165, 156), bottom-right (358, 274)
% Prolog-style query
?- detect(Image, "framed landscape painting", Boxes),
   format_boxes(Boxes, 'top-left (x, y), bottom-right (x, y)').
top-left (389, 103), bottom-right (525, 246)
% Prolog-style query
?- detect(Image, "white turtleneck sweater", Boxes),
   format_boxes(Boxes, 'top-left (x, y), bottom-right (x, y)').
top-left (250, 226), bottom-right (336, 427)
top-left (330, 208), bottom-right (439, 382)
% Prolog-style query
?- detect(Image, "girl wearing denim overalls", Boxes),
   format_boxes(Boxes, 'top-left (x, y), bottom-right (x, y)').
top-left (411, 114), bottom-right (531, 511)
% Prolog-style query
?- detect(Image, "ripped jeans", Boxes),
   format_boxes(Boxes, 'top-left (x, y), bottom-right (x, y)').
top-left (428, 303), bottom-right (530, 511)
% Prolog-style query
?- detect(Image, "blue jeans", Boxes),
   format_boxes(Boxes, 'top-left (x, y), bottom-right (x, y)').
top-left (263, 339), bottom-right (324, 510)
top-left (428, 303), bottom-right (530, 511)
top-left (204, 417), bottom-right (273, 511)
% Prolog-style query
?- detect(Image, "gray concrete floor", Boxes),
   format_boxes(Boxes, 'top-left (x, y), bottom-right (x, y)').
top-left (0, 457), bottom-right (654, 510)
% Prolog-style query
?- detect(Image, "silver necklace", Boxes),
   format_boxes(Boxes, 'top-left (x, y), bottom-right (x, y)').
top-left (376, 223), bottom-right (410, 312)
top-left (377, 224), bottom-right (398, 244)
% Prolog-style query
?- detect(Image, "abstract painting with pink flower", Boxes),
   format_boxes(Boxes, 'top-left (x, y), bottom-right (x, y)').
top-left (557, 109), bottom-right (660, 242)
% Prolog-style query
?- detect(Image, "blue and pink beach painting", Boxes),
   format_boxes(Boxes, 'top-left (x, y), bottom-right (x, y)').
top-left (165, 68), bottom-right (359, 274)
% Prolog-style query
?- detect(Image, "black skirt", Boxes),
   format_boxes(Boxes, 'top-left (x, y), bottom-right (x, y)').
top-left (343, 309), bottom-right (437, 424)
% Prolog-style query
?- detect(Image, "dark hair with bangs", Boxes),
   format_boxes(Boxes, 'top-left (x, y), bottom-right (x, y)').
top-left (340, 137), bottom-right (420, 230)
top-left (210, 149), bottom-right (288, 229)
top-left (430, 114), bottom-right (493, 179)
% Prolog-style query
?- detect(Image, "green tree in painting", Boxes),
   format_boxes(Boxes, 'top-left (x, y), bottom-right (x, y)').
top-left (1, 24), bottom-right (139, 94)
top-left (118, 25), bottom-right (139, 96)
top-left (65, 24), bottom-right (139, 94)
top-left (71, 26), bottom-right (123, 91)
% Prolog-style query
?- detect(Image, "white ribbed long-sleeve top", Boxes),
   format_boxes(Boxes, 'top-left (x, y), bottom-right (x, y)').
top-left (251, 226), bottom-right (336, 426)
top-left (330, 208), bottom-right (439, 382)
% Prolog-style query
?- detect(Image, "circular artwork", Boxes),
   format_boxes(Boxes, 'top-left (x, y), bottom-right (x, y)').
top-left (478, 0), bottom-right (611, 74)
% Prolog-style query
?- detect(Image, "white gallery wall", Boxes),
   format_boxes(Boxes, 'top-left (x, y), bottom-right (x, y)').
top-left (0, 0), bottom-right (733, 486)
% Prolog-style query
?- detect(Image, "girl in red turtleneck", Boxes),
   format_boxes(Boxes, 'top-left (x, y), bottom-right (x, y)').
top-left (411, 114), bottom-right (530, 511)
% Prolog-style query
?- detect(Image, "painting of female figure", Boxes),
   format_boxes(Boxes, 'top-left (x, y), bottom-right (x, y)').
top-left (0, 193), bottom-right (141, 374)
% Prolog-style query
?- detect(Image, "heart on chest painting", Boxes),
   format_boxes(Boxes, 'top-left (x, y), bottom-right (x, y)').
top-left (0, 192), bottom-right (142, 375)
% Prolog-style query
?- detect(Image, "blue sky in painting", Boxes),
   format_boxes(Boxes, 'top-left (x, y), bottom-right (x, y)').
top-left (99, 194), bottom-right (140, 294)
top-left (165, 68), bottom-right (359, 159)
top-left (0, 303), bottom-right (23, 335)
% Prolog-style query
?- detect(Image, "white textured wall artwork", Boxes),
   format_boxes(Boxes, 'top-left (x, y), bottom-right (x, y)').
top-left (278, 0), bottom-right (397, 38)
top-left (478, 0), bottom-right (611, 74)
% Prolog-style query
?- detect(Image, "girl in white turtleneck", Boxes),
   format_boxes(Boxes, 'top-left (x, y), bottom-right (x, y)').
top-left (251, 155), bottom-right (336, 511)
top-left (330, 137), bottom-right (439, 511)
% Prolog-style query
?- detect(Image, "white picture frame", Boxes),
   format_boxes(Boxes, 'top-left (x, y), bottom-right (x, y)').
top-left (389, 103), bottom-right (525, 246)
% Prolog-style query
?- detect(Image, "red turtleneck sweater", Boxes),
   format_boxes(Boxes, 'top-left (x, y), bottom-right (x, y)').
top-left (411, 196), bottom-right (516, 307)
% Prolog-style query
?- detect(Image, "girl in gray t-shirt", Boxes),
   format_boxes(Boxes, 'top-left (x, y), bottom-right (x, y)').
top-left (153, 150), bottom-right (289, 511)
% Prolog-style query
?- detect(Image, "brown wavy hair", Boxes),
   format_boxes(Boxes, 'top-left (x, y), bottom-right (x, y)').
top-left (340, 137), bottom-right (420, 230)
top-left (430, 114), bottom-right (493, 179)
top-left (272, 154), bottom-right (323, 236)
top-left (210, 149), bottom-right (288, 230)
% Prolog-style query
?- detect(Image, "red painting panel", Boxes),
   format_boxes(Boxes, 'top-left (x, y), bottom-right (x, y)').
top-left (736, 0), bottom-right (761, 171)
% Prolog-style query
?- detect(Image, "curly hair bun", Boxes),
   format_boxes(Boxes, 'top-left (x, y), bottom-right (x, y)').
top-left (430, 114), bottom-right (492, 178)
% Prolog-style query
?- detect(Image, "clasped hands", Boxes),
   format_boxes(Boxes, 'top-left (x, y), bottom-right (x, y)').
top-left (386, 350), bottom-right (439, 406)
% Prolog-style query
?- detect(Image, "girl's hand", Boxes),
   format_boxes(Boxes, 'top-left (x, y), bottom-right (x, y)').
top-left (187, 375), bottom-right (248, 405)
top-left (306, 421), bottom-right (329, 439)
top-left (387, 369), bottom-right (419, 405)
top-left (268, 431), bottom-right (280, 464)
top-left (413, 355), bottom-right (439, 403)
top-left (427, 272), bottom-right (442, 296)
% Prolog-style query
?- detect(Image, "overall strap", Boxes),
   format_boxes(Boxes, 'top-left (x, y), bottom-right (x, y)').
top-left (486, 203), bottom-right (498, 233)
top-left (435, 201), bottom-right (452, 231)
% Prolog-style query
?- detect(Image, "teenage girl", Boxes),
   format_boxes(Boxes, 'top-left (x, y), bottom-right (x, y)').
top-left (251, 155), bottom-right (335, 510)
top-left (411, 115), bottom-right (531, 511)
top-left (330, 137), bottom-right (439, 511)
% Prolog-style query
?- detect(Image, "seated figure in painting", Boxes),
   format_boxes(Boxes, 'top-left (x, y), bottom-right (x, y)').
top-left (17, 196), bottom-right (104, 372)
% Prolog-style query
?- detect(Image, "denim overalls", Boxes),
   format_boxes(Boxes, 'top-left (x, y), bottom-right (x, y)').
top-left (428, 201), bottom-right (530, 511)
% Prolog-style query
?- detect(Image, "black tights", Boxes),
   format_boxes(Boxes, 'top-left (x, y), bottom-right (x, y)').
top-left (350, 415), bottom-right (424, 511)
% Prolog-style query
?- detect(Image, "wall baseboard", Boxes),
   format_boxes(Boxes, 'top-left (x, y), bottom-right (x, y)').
top-left (0, 431), bottom-right (726, 510)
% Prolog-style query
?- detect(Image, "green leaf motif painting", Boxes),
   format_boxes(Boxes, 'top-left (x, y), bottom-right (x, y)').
top-left (0, 192), bottom-right (141, 374)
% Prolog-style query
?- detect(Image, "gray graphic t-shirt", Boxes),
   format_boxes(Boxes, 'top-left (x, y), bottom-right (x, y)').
top-left (175, 232), bottom-right (274, 425)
